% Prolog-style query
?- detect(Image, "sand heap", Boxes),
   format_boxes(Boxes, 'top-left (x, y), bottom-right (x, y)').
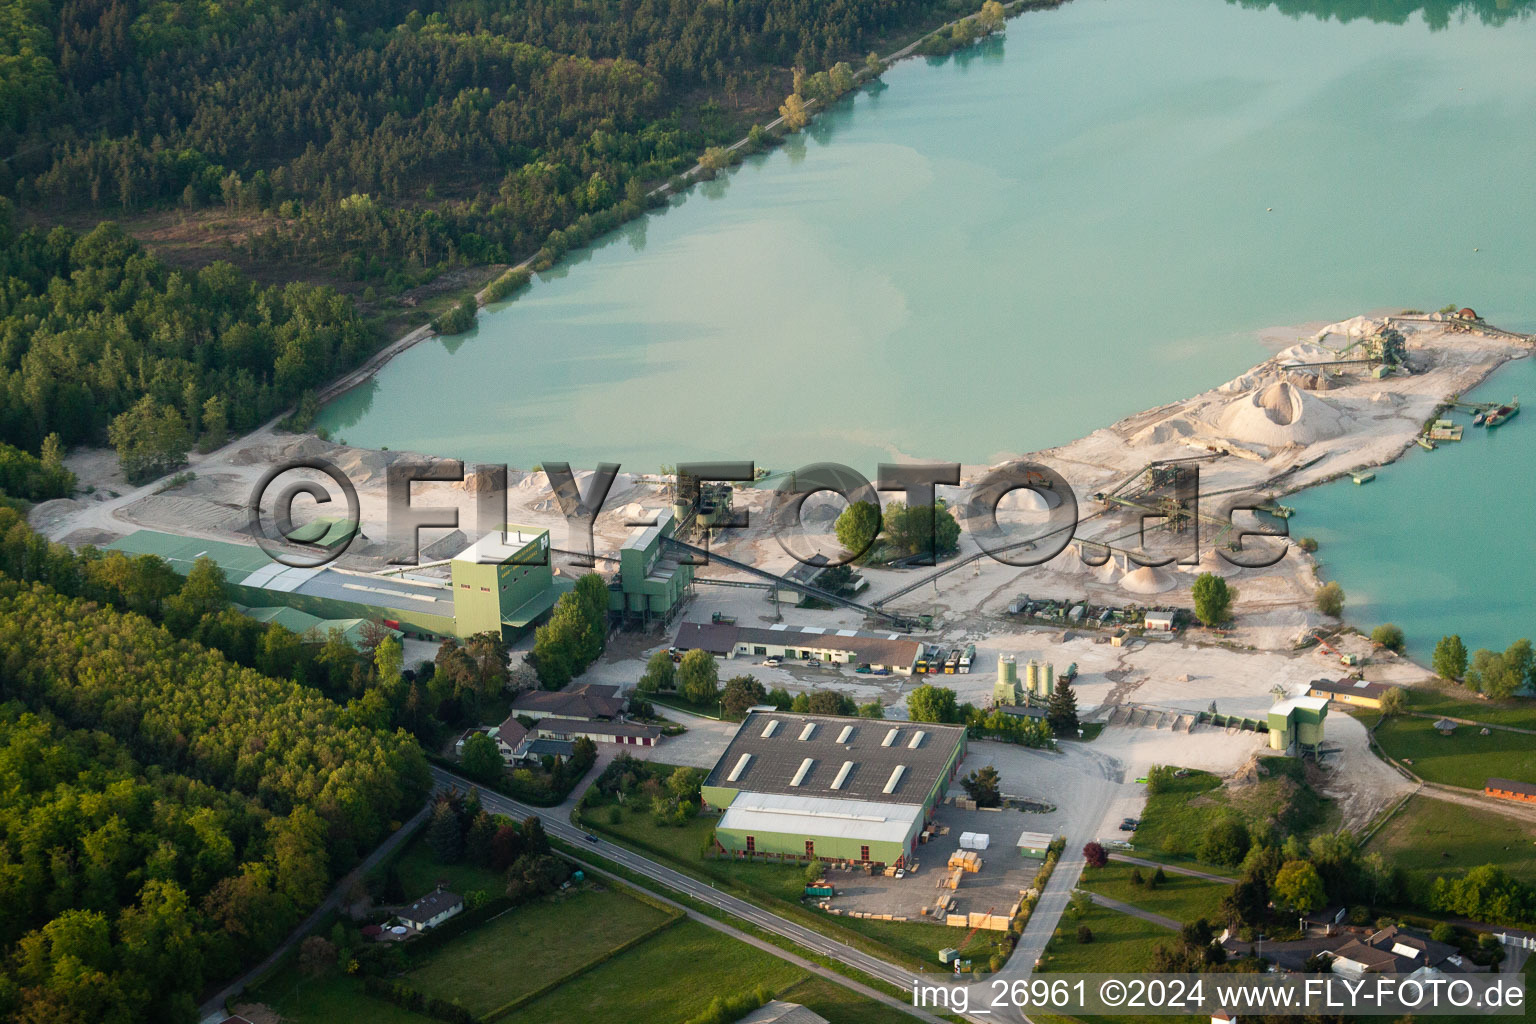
top-left (1120, 564), bottom-right (1176, 594)
top-left (996, 486), bottom-right (1062, 512)
top-left (1090, 552), bottom-right (1126, 585)
top-left (1129, 415), bottom-right (1197, 445)
top-left (1312, 314), bottom-right (1382, 344)
top-left (1275, 341), bottom-right (1336, 365)
top-left (1184, 547), bottom-right (1237, 578)
top-left (1214, 379), bottom-right (1349, 448)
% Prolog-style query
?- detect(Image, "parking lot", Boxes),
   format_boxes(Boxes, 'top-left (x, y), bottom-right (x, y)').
top-left (815, 801), bottom-right (1048, 926)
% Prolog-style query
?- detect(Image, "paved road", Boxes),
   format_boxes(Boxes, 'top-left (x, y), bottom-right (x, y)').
top-left (564, 853), bottom-right (938, 1022)
top-left (430, 766), bottom-right (984, 1020)
top-left (1086, 892), bottom-right (1180, 931)
top-left (197, 800), bottom-right (433, 1023)
top-left (1003, 743), bottom-right (1127, 980)
top-left (1109, 853), bottom-right (1236, 884)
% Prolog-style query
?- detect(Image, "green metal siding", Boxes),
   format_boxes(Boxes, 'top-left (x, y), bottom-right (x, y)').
top-left (223, 580), bottom-right (457, 639)
top-left (713, 826), bottom-right (909, 865)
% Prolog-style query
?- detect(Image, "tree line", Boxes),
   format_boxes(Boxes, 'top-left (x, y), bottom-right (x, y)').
top-left (0, 505), bottom-right (526, 753)
top-left (0, 203), bottom-right (376, 477)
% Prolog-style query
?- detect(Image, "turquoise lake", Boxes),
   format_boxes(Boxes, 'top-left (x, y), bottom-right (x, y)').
top-left (1287, 356), bottom-right (1536, 660)
top-left (318, 0), bottom-right (1536, 653)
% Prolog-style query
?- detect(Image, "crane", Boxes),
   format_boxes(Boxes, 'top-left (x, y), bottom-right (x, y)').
top-left (956, 904), bottom-right (997, 955)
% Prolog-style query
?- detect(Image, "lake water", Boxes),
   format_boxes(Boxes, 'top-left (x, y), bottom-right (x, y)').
top-left (1287, 355), bottom-right (1536, 659)
top-left (317, 0), bottom-right (1536, 650)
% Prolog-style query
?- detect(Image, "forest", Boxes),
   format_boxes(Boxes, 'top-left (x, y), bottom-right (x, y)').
top-left (0, 0), bottom-right (995, 479)
top-left (0, 202), bottom-right (376, 475)
top-left (3, 0), bottom-right (974, 295)
top-left (0, 570), bottom-right (432, 1022)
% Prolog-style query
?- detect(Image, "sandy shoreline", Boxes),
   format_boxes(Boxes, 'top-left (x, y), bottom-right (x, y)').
top-left (37, 312), bottom-right (1531, 672)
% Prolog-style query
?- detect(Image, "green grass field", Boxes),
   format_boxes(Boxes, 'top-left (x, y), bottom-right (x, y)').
top-left (1129, 760), bottom-right (1332, 870)
top-left (1037, 901), bottom-right (1168, 974)
top-left (405, 886), bottom-right (675, 1015)
top-left (499, 918), bottom-right (805, 1024)
top-left (1406, 685), bottom-right (1536, 731)
top-left (251, 880), bottom-right (906, 1024)
top-left (1077, 862), bottom-right (1229, 925)
top-left (588, 801), bottom-right (972, 970)
top-left (1373, 715), bottom-right (1536, 789)
top-left (1125, 771), bottom-right (1228, 868)
top-left (1362, 794), bottom-right (1536, 890)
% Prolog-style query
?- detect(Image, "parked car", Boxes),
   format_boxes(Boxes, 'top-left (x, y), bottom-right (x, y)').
top-left (1118, 822), bottom-right (1135, 832)
top-left (805, 658), bottom-right (822, 667)
top-left (763, 657), bottom-right (781, 667)
top-left (1121, 817), bottom-right (1139, 827)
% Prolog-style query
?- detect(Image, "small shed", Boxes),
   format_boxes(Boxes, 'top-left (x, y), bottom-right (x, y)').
top-left (1144, 612), bottom-right (1175, 632)
top-left (1016, 830), bottom-right (1055, 861)
top-left (1485, 778), bottom-right (1536, 803)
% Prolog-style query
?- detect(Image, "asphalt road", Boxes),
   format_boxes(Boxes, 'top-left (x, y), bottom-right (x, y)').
top-left (430, 766), bottom-right (959, 1014)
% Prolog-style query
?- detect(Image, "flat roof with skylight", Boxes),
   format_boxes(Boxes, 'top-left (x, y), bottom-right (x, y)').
top-left (702, 711), bottom-right (965, 806)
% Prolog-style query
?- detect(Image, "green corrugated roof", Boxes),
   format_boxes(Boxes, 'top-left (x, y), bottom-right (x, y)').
top-left (282, 516), bottom-right (358, 548)
top-left (236, 606), bottom-right (399, 646)
top-left (103, 529), bottom-right (276, 584)
top-left (501, 577), bottom-right (573, 628)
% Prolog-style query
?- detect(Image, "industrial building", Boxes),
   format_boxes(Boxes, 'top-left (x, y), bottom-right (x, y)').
top-left (766, 555), bottom-right (866, 607)
top-left (674, 621), bottom-right (922, 674)
top-left (1267, 695), bottom-right (1329, 755)
top-left (236, 605), bottom-right (400, 647)
top-left (608, 509), bottom-right (695, 627)
top-left (701, 712), bottom-right (967, 867)
top-left (104, 525), bottom-right (570, 642)
top-left (1306, 677), bottom-right (1396, 710)
top-left (993, 655), bottom-right (1054, 706)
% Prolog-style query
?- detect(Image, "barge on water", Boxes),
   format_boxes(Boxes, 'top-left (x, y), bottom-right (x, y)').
top-left (1484, 397), bottom-right (1520, 428)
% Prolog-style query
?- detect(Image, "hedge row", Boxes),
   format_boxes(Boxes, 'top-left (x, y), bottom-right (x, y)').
top-left (363, 976), bottom-right (476, 1024)
top-left (681, 985), bottom-right (773, 1024)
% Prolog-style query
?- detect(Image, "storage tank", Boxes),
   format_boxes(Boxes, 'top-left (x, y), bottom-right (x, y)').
top-left (1025, 659), bottom-right (1054, 696)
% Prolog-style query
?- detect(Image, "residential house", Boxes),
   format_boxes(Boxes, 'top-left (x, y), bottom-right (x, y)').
top-left (397, 887), bottom-right (464, 933)
top-left (510, 682), bottom-right (660, 747)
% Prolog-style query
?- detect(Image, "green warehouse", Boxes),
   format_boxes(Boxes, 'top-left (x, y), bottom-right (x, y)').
top-left (1267, 695), bottom-right (1328, 755)
top-left (104, 525), bottom-right (568, 642)
top-left (701, 712), bottom-right (967, 869)
top-left (608, 508), bottom-right (694, 627)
